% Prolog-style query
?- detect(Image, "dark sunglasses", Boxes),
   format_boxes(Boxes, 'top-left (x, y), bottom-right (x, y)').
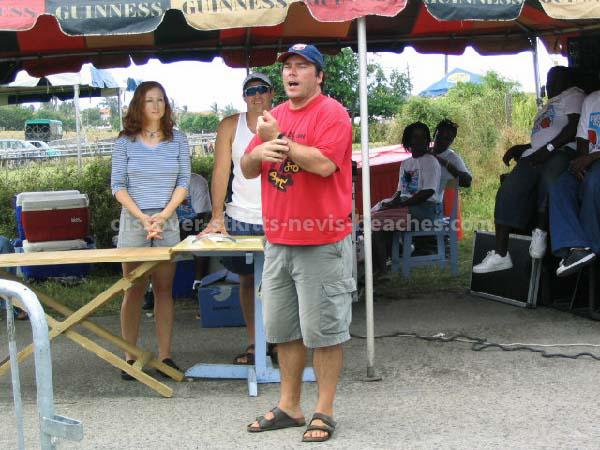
top-left (244, 85), bottom-right (270, 96)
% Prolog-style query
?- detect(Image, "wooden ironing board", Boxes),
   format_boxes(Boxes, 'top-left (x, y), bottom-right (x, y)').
top-left (0, 237), bottom-right (303, 397)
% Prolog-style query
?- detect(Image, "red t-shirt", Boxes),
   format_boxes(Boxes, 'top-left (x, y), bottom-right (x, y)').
top-left (245, 94), bottom-right (352, 245)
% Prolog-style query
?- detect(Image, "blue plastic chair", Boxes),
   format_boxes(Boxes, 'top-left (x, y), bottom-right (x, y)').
top-left (390, 181), bottom-right (459, 278)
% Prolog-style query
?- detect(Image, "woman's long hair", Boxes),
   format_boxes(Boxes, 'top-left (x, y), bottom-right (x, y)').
top-left (119, 81), bottom-right (174, 142)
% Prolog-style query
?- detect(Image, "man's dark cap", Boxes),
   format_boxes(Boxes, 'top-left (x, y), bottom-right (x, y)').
top-left (277, 43), bottom-right (324, 70)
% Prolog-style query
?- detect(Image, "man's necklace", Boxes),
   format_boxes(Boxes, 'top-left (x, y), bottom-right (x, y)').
top-left (144, 128), bottom-right (160, 138)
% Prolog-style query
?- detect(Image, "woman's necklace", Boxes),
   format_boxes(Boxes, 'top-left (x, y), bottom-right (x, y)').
top-left (144, 128), bottom-right (160, 139)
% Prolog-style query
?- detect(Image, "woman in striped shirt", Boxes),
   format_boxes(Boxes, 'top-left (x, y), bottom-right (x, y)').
top-left (111, 81), bottom-right (191, 379)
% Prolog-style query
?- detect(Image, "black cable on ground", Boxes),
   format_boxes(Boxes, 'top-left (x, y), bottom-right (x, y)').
top-left (350, 331), bottom-right (600, 361)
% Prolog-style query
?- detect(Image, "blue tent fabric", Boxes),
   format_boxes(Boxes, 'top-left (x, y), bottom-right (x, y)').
top-left (126, 77), bottom-right (142, 92)
top-left (89, 66), bottom-right (119, 89)
top-left (419, 68), bottom-right (483, 97)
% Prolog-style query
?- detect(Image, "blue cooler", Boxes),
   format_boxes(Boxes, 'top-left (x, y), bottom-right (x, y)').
top-left (197, 269), bottom-right (244, 327)
top-left (172, 259), bottom-right (196, 299)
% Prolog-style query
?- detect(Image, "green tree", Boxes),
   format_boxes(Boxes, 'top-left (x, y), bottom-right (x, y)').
top-left (368, 68), bottom-right (412, 120)
top-left (222, 103), bottom-right (238, 117)
top-left (179, 113), bottom-right (196, 133)
top-left (33, 107), bottom-right (75, 131)
top-left (253, 48), bottom-right (411, 121)
top-left (82, 108), bottom-right (104, 127)
top-left (100, 97), bottom-right (120, 130)
top-left (0, 105), bottom-right (34, 130)
top-left (180, 113), bottom-right (220, 133)
top-left (193, 114), bottom-right (220, 133)
top-left (58, 100), bottom-right (75, 117)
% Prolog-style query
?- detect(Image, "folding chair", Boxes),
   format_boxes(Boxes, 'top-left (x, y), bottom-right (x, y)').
top-left (391, 179), bottom-right (459, 277)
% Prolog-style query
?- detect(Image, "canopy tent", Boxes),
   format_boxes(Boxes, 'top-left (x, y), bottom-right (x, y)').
top-left (419, 68), bottom-right (483, 98)
top-left (1, 0), bottom-right (599, 380)
top-left (0, 63), bottom-right (120, 105)
top-left (1, 1), bottom-right (600, 83)
top-left (0, 63), bottom-right (125, 171)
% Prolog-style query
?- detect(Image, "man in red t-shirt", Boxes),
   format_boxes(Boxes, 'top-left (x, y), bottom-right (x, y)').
top-left (242, 43), bottom-right (354, 443)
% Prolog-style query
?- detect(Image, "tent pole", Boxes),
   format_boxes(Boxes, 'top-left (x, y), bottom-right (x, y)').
top-left (532, 37), bottom-right (542, 108)
top-left (358, 17), bottom-right (380, 382)
top-left (117, 87), bottom-right (123, 131)
top-left (74, 83), bottom-right (82, 174)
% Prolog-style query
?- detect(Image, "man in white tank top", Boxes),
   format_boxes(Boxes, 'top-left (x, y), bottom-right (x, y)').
top-left (199, 73), bottom-right (274, 365)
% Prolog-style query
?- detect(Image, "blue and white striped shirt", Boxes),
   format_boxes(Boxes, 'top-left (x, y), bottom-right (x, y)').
top-left (111, 129), bottom-right (191, 211)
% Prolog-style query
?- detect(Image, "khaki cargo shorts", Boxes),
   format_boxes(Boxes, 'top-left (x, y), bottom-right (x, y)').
top-left (261, 234), bottom-right (356, 349)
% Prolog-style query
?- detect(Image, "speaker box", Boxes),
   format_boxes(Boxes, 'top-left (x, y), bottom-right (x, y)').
top-left (470, 231), bottom-right (540, 308)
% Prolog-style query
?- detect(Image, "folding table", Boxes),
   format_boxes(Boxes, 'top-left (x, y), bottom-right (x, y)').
top-left (0, 247), bottom-right (183, 397)
top-left (0, 237), bottom-right (315, 398)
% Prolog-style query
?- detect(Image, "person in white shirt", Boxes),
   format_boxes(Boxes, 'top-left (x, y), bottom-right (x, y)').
top-left (198, 73), bottom-right (274, 365)
top-left (548, 89), bottom-right (600, 277)
top-left (432, 119), bottom-right (472, 192)
top-left (371, 121), bottom-right (442, 276)
top-left (473, 66), bottom-right (584, 273)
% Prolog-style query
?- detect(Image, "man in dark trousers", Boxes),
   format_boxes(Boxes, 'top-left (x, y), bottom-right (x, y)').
top-left (473, 66), bottom-right (584, 273)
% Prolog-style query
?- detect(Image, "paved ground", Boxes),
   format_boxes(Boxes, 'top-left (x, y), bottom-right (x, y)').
top-left (2, 290), bottom-right (600, 450)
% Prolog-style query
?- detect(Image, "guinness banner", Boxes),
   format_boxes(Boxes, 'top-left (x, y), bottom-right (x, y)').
top-left (424, 0), bottom-right (525, 21)
top-left (175, 0), bottom-right (292, 30)
top-left (0, 0), bottom-right (43, 30)
top-left (539, 0), bottom-right (600, 19)
top-left (46, 0), bottom-right (171, 34)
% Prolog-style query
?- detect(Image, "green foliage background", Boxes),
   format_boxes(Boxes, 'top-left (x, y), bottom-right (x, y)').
top-left (0, 71), bottom-right (536, 250)
top-left (386, 72), bottom-right (537, 223)
top-left (0, 69), bottom-right (542, 309)
top-left (0, 154), bottom-right (214, 248)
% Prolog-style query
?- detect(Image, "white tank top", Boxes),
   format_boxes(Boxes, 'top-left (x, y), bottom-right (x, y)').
top-left (225, 113), bottom-right (263, 224)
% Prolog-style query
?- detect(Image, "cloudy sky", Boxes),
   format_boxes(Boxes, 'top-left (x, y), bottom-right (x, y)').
top-left (96, 42), bottom-right (565, 113)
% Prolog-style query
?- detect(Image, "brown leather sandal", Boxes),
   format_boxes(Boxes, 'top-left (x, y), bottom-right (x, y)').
top-left (302, 413), bottom-right (337, 442)
top-left (247, 407), bottom-right (305, 433)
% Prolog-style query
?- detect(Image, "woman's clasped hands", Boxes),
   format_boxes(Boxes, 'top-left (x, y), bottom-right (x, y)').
top-left (142, 212), bottom-right (169, 240)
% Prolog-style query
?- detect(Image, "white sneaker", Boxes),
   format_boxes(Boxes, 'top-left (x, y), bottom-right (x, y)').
top-left (473, 250), bottom-right (513, 273)
top-left (529, 228), bottom-right (547, 259)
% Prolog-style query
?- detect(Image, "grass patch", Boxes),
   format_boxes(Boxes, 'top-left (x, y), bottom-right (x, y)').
top-left (23, 265), bottom-right (199, 318)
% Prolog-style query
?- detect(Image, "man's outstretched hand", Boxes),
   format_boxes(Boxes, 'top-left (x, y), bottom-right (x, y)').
top-left (502, 144), bottom-right (530, 166)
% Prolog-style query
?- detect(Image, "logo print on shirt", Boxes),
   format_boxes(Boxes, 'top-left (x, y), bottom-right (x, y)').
top-left (268, 159), bottom-right (302, 191)
top-left (401, 170), bottom-right (419, 195)
top-left (588, 112), bottom-right (600, 150)
top-left (532, 104), bottom-right (556, 135)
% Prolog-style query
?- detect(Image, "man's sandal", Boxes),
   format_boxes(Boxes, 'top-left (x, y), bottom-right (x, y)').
top-left (233, 344), bottom-right (255, 365)
top-left (302, 413), bottom-right (337, 443)
top-left (267, 343), bottom-right (278, 365)
top-left (247, 407), bottom-right (305, 433)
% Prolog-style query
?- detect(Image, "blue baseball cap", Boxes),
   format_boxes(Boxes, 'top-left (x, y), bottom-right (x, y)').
top-left (277, 43), bottom-right (324, 70)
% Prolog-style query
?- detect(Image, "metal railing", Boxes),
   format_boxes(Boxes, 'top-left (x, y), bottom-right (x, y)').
top-left (2, 280), bottom-right (83, 449)
top-left (0, 133), bottom-right (216, 166)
